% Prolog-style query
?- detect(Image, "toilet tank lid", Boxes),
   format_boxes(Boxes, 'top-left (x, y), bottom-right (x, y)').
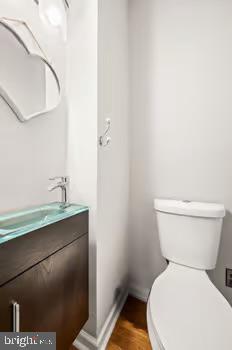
top-left (154, 199), bottom-right (225, 218)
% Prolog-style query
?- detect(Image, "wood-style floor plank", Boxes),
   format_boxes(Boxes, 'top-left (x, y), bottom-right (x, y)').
top-left (107, 296), bottom-right (152, 350)
top-left (71, 296), bottom-right (152, 350)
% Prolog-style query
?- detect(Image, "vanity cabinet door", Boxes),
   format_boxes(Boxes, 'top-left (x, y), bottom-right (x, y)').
top-left (0, 234), bottom-right (88, 350)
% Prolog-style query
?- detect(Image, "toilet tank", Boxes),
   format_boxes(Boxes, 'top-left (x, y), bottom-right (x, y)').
top-left (154, 199), bottom-right (225, 270)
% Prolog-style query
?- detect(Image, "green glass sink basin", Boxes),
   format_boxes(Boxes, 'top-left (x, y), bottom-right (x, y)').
top-left (0, 202), bottom-right (88, 244)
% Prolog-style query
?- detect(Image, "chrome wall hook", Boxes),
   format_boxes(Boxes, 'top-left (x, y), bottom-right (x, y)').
top-left (99, 118), bottom-right (111, 147)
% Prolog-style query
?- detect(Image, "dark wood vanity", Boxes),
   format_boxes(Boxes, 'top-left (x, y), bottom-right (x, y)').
top-left (0, 210), bottom-right (89, 350)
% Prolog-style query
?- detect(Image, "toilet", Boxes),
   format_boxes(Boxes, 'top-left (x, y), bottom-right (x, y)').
top-left (147, 199), bottom-right (232, 350)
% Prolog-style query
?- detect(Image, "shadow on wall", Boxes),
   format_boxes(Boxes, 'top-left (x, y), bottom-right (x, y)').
top-left (209, 211), bottom-right (232, 305)
top-left (128, 0), bottom-right (167, 292)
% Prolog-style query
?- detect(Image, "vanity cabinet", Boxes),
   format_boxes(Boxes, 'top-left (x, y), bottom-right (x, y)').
top-left (0, 211), bottom-right (89, 350)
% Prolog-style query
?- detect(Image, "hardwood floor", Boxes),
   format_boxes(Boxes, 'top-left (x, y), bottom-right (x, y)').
top-left (107, 296), bottom-right (151, 350)
top-left (71, 296), bottom-right (152, 350)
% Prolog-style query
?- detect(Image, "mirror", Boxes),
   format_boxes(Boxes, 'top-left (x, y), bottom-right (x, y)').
top-left (0, 17), bottom-right (61, 122)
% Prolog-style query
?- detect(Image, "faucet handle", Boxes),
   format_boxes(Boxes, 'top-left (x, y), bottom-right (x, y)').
top-left (49, 176), bottom-right (67, 180)
top-left (49, 176), bottom-right (69, 183)
top-left (49, 176), bottom-right (61, 181)
top-left (62, 176), bottom-right (69, 183)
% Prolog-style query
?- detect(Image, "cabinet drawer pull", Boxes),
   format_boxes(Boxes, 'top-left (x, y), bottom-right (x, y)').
top-left (12, 301), bottom-right (20, 332)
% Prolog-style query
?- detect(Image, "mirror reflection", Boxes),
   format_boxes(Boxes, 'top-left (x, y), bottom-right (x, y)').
top-left (0, 17), bottom-right (61, 122)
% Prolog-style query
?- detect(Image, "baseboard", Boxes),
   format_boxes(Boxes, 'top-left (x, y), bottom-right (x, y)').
top-left (129, 284), bottom-right (150, 303)
top-left (97, 288), bottom-right (128, 350)
top-left (74, 289), bottom-right (128, 350)
top-left (74, 330), bottom-right (97, 350)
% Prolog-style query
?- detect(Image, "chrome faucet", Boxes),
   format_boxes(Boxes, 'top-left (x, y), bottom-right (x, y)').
top-left (48, 176), bottom-right (70, 208)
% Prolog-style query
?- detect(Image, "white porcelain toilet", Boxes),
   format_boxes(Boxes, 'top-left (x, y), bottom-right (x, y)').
top-left (147, 199), bottom-right (232, 350)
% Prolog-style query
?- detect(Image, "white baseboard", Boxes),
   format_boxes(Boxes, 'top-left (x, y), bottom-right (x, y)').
top-left (74, 289), bottom-right (128, 350)
top-left (129, 285), bottom-right (150, 303)
top-left (73, 338), bottom-right (91, 350)
top-left (74, 330), bottom-right (97, 350)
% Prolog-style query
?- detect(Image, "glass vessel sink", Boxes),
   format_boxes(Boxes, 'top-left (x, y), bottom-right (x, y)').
top-left (0, 202), bottom-right (88, 244)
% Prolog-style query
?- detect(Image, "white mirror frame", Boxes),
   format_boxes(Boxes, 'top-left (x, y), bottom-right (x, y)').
top-left (0, 17), bottom-right (61, 122)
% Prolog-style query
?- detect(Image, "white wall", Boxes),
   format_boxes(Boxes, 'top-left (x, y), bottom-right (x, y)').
top-left (67, 0), bottom-right (98, 337)
top-left (129, 0), bottom-right (232, 304)
top-left (67, 0), bottom-right (129, 340)
top-left (97, 0), bottom-right (129, 334)
top-left (0, 0), bottom-right (66, 213)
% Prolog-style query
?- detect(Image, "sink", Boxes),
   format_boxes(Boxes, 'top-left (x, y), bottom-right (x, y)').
top-left (0, 208), bottom-right (63, 233)
top-left (0, 203), bottom-right (88, 241)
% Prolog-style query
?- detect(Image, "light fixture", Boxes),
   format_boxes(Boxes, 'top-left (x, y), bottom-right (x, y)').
top-left (34, 0), bottom-right (69, 10)
top-left (43, 4), bottom-right (63, 27)
top-left (34, 0), bottom-right (68, 40)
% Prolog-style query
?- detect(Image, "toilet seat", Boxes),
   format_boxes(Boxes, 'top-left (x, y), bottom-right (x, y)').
top-left (148, 263), bottom-right (232, 350)
top-left (147, 300), bottom-right (165, 350)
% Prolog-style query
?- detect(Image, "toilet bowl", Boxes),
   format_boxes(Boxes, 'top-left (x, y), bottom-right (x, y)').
top-left (147, 199), bottom-right (232, 350)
